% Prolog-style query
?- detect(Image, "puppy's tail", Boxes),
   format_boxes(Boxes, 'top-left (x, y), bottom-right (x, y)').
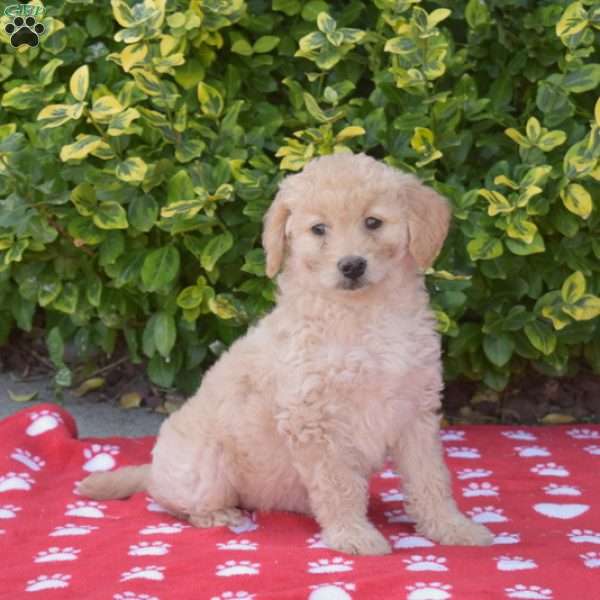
top-left (78, 464), bottom-right (150, 500)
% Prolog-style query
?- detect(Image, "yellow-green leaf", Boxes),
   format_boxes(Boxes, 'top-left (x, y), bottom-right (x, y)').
top-left (8, 390), bottom-right (37, 403)
top-left (561, 271), bottom-right (586, 303)
top-left (525, 117), bottom-right (541, 142)
top-left (595, 97), bottom-right (600, 127)
top-left (197, 82), bottom-right (224, 119)
top-left (335, 126), bottom-right (365, 142)
top-left (467, 236), bottom-right (503, 261)
top-left (556, 2), bottom-right (588, 39)
top-left (479, 189), bottom-right (512, 216)
top-left (561, 183), bottom-right (592, 219)
top-left (90, 96), bottom-right (123, 122)
top-left (60, 135), bottom-right (102, 161)
top-left (160, 199), bottom-right (205, 219)
top-left (69, 65), bottom-right (89, 102)
top-left (505, 128), bottom-right (531, 148)
top-left (107, 108), bottom-right (140, 136)
top-left (116, 157), bottom-right (147, 183)
top-left (524, 321), bottom-right (556, 355)
top-left (37, 103), bottom-right (84, 128)
top-left (121, 43), bottom-right (148, 72)
top-left (541, 413), bottom-right (575, 424)
top-left (428, 8), bottom-right (451, 28)
top-left (73, 377), bottom-right (105, 397)
top-left (120, 391), bottom-right (143, 409)
top-left (562, 295), bottom-right (600, 321)
top-left (93, 201), bottom-right (129, 230)
top-left (131, 69), bottom-right (163, 96)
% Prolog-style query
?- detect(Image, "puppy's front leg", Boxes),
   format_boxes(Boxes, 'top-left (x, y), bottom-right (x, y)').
top-left (289, 440), bottom-right (391, 556)
top-left (392, 410), bottom-right (494, 546)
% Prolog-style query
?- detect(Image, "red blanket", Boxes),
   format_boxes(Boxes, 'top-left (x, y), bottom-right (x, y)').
top-left (2, 403), bottom-right (599, 599)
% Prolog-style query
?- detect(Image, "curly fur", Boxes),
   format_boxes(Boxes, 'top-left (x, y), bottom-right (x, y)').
top-left (79, 153), bottom-right (493, 554)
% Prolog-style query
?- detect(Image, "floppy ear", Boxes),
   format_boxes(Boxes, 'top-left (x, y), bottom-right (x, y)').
top-left (262, 190), bottom-right (291, 278)
top-left (401, 176), bottom-right (451, 270)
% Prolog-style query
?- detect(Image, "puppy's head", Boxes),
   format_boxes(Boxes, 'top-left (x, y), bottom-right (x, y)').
top-left (262, 153), bottom-right (450, 294)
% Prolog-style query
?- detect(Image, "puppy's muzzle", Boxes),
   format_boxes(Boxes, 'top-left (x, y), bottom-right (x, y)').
top-left (337, 256), bottom-right (367, 280)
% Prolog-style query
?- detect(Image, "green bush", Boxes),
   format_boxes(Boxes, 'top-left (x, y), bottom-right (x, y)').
top-left (0, 0), bottom-right (599, 394)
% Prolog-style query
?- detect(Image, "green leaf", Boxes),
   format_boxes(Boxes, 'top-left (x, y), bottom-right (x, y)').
top-left (562, 64), bottom-right (600, 94)
top-left (197, 82), bottom-right (224, 119)
top-left (69, 65), bottom-right (89, 101)
top-left (524, 321), bottom-right (556, 355)
top-left (93, 202), bottom-right (128, 230)
top-left (505, 232), bottom-right (545, 256)
top-left (483, 333), bottom-right (514, 367)
top-left (177, 285), bottom-right (204, 309)
top-left (317, 12), bottom-right (336, 33)
top-left (47, 327), bottom-right (65, 367)
top-left (168, 169), bottom-right (195, 202)
top-left (465, 0), bottom-right (491, 28)
top-left (561, 271), bottom-right (586, 303)
top-left (153, 311), bottom-right (176, 358)
top-left (116, 157), bottom-right (148, 183)
top-left (467, 236), bottom-right (503, 261)
top-left (37, 103), bottom-right (84, 129)
top-left (142, 246), bottom-right (180, 291)
top-left (52, 282), bottom-right (79, 315)
top-left (148, 354), bottom-right (177, 387)
top-left (561, 183), bottom-right (592, 219)
top-left (562, 296), bottom-right (600, 321)
top-left (254, 36), bottom-right (280, 53)
top-left (128, 196), bottom-right (158, 231)
top-left (60, 135), bottom-right (102, 161)
top-left (201, 231), bottom-right (233, 272)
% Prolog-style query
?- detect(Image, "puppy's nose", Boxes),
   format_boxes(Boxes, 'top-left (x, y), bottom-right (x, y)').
top-left (337, 256), bottom-right (367, 280)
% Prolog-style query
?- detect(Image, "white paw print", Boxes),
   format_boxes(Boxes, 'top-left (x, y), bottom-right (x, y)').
top-left (580, 551), bottom-right (600, 568)
top-left (379, 468), bottom-right (398, 479)
top-left (530, 462), bottom-right (569, 477)
top-left (567, 529), bottom-right (600, 544)
top-left (0, 504), bottom-right (21, 519)
top-left (467, 506), bottom-right (507, 523)
top-left (493, 532), bottom-right (520, 545)
top-left (446, 446), bottom-right (480, 459)
top-left (406, 582), bottom-right (452, 600)
top-left (65, 500), bottom-right (106, 518)
top-left (384, 509), bottom-right (413, 523)
top-left (502, 430), bottom-right (537, 441)
top-left (140, 522), bottom-right (190, 535)
top-left (34, 546), bottom-right (80, 562)
top-left (462, 482), bottom-right (499, 497)
top-left (49, 523), bottom-right (98, 536)
top-left (209, 592), bottom-right (256, 600)
top-left (583, 445), bottom-right (600, 456)
top-left (567, 428), bottom-right (599, 440)
top-left (456, 467), bottom-right (492, 480)
top-left (128, 541), bottom-right (172, 556)
top-left (114, 593), bottom-right (160, 600)
top-left (146, 497), bottom-right (169, 513)
top-left (217, 539), bottom-right (258, 551)
top-left (228, 513), bottom-right (259, 534)
top-left (26, 410), bottom-right (63, 437)
top-left (505, 584), bottom-right (553, 599)
top-left (380, 488), bottom-right (405, 502)
top-left (514, 445), bottom-right (551, 458)
top-left (306, 533), bottom-right (329, 549)
top-left (440, 430), bottom-right (465, 442)
top-left (403, 554), bottom-right (448, 571)
top-left (309, 582), bottom-right (355, 600)
top-left (216, 560), bottom-right (260, 576)
top-left (307, 557), bottom-right (354, 574)
top-left (0, 471), bottom-right (35, 492)
top-left (120, 565), bottom-right (165, 581)
top-left (544, 483), bottom-right (581, 496)
top-left (82, 444), bottom-right (120, 472)
top-left (495, 555), bottom-right (537, 571)
top-left (10, 448), bottom-right (46, 471)
top-left (25, 573), bottom-right (71, 591)
top-left (390, 533), bottom-right (434, 549)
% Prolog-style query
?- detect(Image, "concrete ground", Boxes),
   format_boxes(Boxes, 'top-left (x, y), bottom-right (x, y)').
top-left (0, 370), bottom-right (165, 438)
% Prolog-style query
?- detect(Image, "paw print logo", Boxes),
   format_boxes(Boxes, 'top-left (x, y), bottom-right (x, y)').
top-left (406, 582), bottom-right (452, 600)
top-left (580, 551), bottom-right (600, 569)
top-left (505, 584), bottom-right (553, 599)
top-left (139, 522), bottom-right (190, 535)
top-left (514, 445), bottom-right (551, 458)
top-left (583, 445), bottom-right (600, 456)
top-left (83, 444), bottom-right (119, 472)
top-left (446, 446), bottom-right (480, 459)
top-left (34, 546), bottom-right (80, 563)
top-left (544, 483), bottom-right (581, 496)
top-left (26, 410), bottom-right (63, 437)
top-left (389, 533), bottom-right (434, 549)
top-left (65, 500), bottom-right (106, 519)
top-left (456, 467), bottom-right (493, 480)
top-left (0, 504), bottom-right (21, 519)
top-left (25, 574), bottom-right (71, 592)
top-left (120, 565), bottom-right (165, 581)
top-left (384, 509), bottom-right (413, 523)
top-left (493, 532), bottom-right (520, 545)
top-left (114, 593), bottom-right (160, 600)
top-left (530, 462), bottom-right (569, 477)
top-left (216, 539), bottom-right (258, 551)
top-left (495, 555), bottom-right (538, 571)
top-left (501, 430), bottom-right (537, 441)
top-left (467, 506), bottom-right (507, 523)
top-left (10, 448), bottom-right (46, 471)
top-left (309, 582), bottom-right (355, 600)
top-left (0, 471), bottom-right (34, 492)
top-left (440, 429), bottom-right (465, 442)
top-left (403, 554), bottom-right (448, 571)
top-left (49, 523), bottom-right (98, 536)
top-left (4, 15), bottom-right (45, 48)
top-left (462, 482), bottom-right (499, 497)
top-left (567, 529), bottom-right (600, 544)
top-left (307, 557), bottom-right (354, 574)
top-left (380, 488), bottom-right (405, 502)
top-left (566, 427), bottom-right (599, 440)
top-left (128, 541), bottom-right (172, 556)
top-left (306, 533), bottom-right (329, 549)
top-left (209, 592), bottom-right (256, 600)
top-left (216, 560), bottom-right (260, 576)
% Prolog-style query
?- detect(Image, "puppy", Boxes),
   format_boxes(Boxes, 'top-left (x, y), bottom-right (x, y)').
top-left (79, 153), bottom-right (493, 555)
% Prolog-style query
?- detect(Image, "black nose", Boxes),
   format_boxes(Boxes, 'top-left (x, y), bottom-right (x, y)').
top-left (337, 256), bottom-right (367, 280)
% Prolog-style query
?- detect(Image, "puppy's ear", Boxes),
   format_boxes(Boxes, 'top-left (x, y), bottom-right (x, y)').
top-left (401, 176), bottom-right (451, 270)
top-left (262, 190), bottom-right (291, 278)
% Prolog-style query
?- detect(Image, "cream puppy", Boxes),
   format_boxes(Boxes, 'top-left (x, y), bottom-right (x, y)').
top-left (79, 153), bottom-right (493, 555)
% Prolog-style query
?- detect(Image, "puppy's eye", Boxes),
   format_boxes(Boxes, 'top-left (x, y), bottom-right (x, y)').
top-left (365, 217), bottom-right (382, 230)
top-left (311, 223), bottom-right (327, 236)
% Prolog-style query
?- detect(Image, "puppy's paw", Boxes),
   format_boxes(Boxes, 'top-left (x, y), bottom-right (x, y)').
top-left (323, 522), bottom-right (392, 556)
top-left (421, 516), bottom-right (493, 546)
top-left (189, 508), bottom-right (245, 528)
